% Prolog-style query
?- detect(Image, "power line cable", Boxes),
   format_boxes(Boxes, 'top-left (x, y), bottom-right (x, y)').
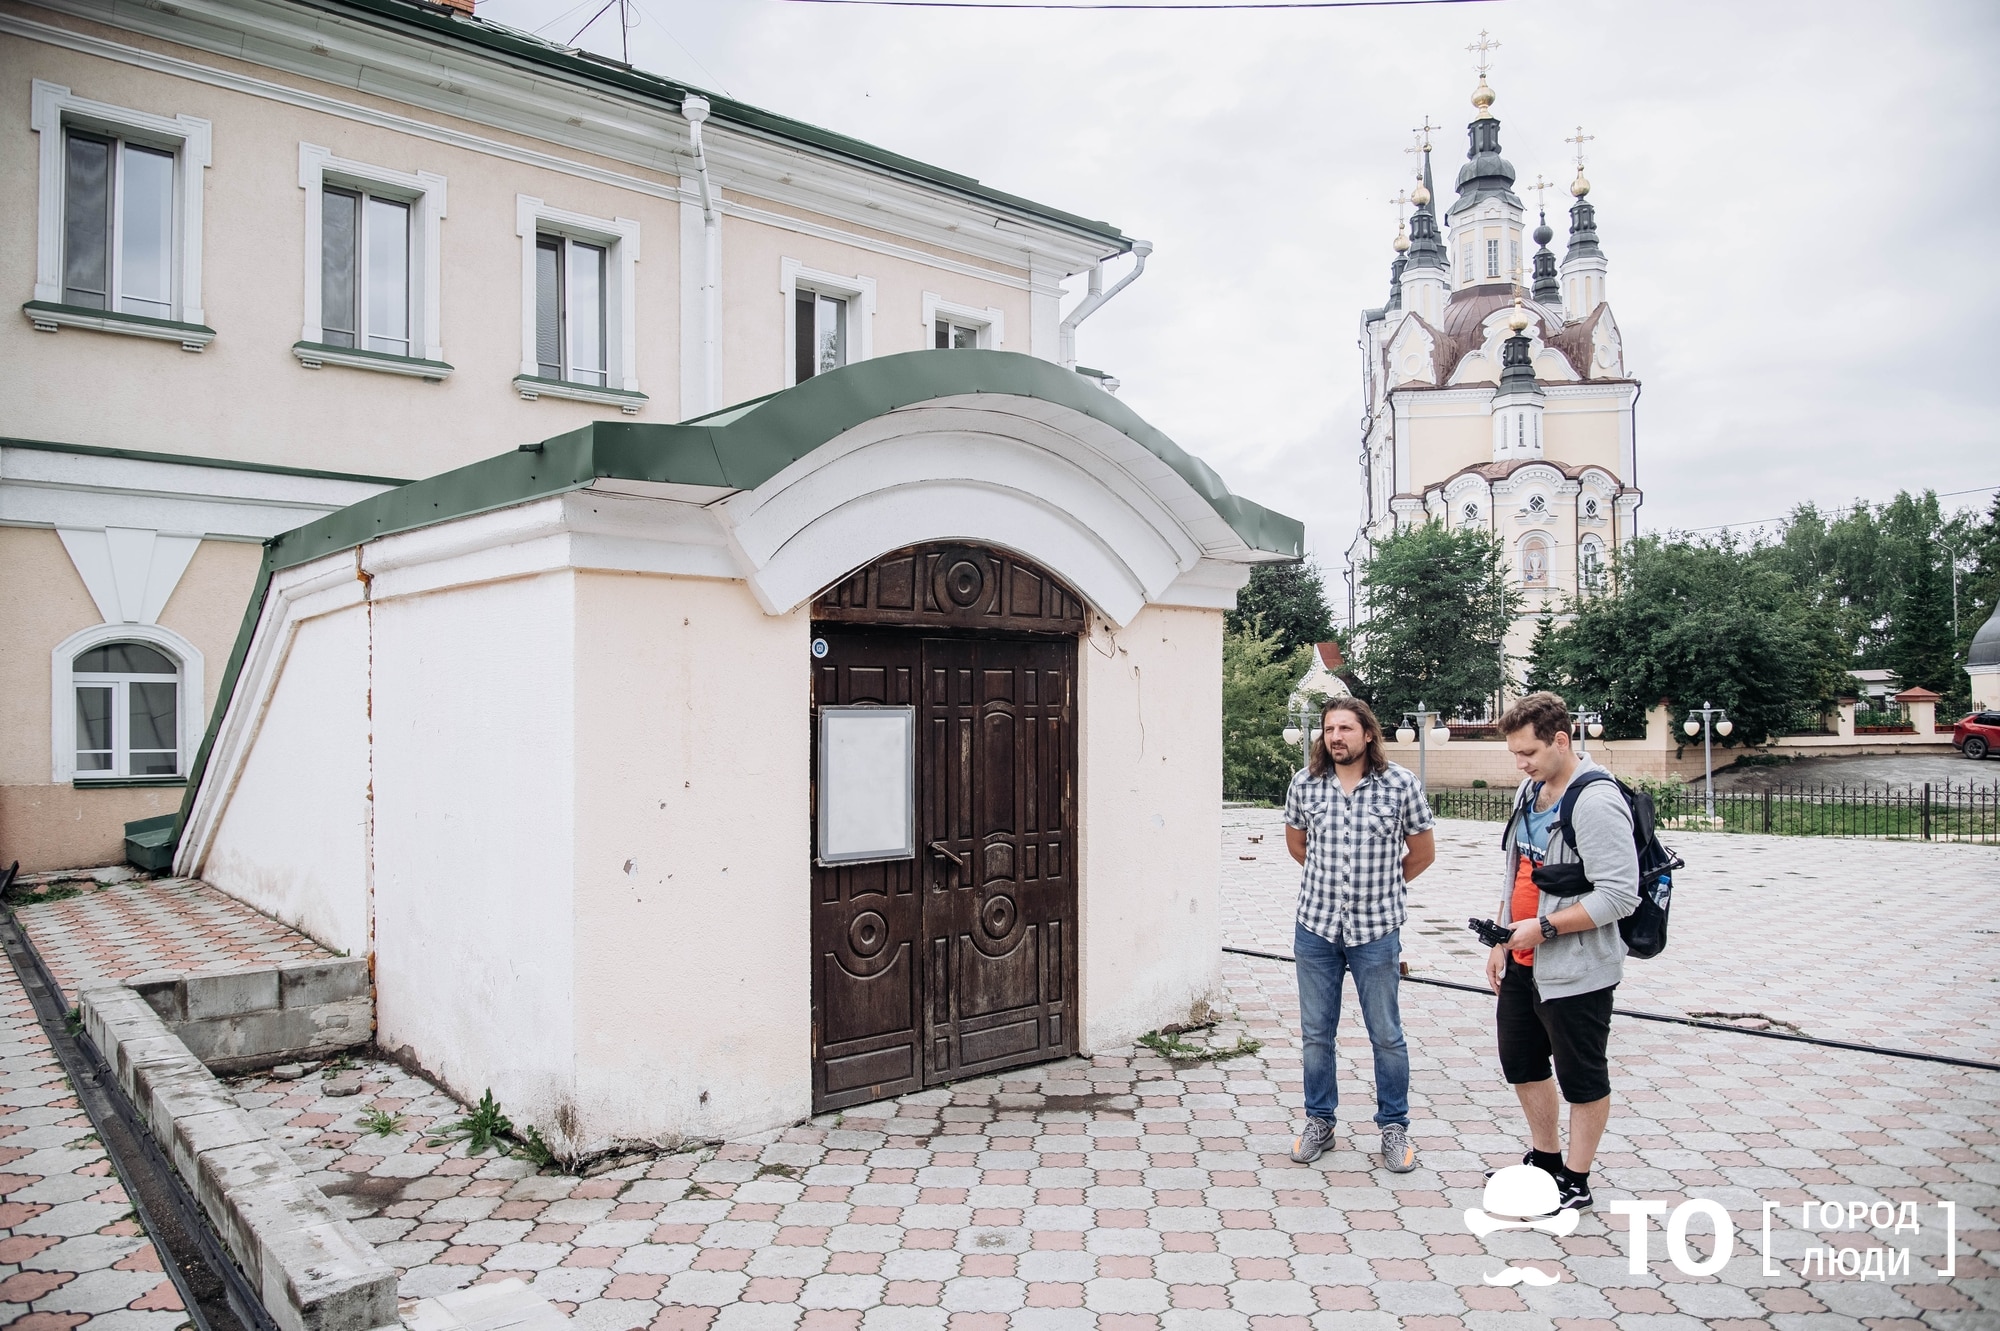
top-left (776, 0), bottom-right (1495, 10)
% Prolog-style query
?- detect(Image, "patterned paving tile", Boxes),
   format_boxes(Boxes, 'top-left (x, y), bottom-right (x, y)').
top-left (14, 877), bottom-right (333, 996)
top-left (1223, 808), bottom-right (2000, 1061)
top-left (0, 954), bottom-right (187, 1331)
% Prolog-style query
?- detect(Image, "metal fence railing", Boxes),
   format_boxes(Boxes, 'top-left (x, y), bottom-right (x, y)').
top-left (1429, 782), bottom-right (2000, 843)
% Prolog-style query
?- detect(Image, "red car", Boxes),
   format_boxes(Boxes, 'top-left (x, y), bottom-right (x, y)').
top-left (1954, 710), bottom-right (2000, 760)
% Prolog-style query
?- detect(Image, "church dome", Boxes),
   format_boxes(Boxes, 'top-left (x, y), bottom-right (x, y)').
top-left (1441, 286), bottom-right (1563, 343)
top-left (1971, 598), bottom-right (2000, 670)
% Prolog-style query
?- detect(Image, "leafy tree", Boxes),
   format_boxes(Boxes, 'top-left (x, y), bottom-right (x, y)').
top-left (1889, 548), bottom-right (1956, 693)
top-left (1947, 494), bottom-right (2000, 694)
top-left (1353, 524), bottom-right (1521, 724)
top-left (1221, 618), bottom-right (1313, 802)
top-left (1228, 560), bottom-right (1335, 658)
top-left (1531, 534), bottom-right (1846, 744)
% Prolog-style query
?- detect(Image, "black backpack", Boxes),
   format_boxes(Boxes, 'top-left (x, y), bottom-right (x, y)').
top-left (1502, 770), bottom-right (1684, 959)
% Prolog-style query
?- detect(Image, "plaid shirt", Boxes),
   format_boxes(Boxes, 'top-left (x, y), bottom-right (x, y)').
top-left (1283, 761), bottom-right (1435, 946)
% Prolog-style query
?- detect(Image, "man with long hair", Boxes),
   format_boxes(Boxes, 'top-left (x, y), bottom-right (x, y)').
top-left (1282, 697), bottom-right (1436, 1170)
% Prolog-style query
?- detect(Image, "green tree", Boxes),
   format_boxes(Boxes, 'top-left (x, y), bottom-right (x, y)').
top-left (1532, 534), bottom-right (1846, 744)
top-left (1354, 524), bottom-right (1521, 723)
top-left (1946, 494), bottom-right (2000, 698)
top-left (1228, 560), bottom-right (1336, 658)
top-left (1221, 618), bottom-right (1312, 802)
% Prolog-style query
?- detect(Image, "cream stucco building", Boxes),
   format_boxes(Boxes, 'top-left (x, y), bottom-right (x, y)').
top-left (2, 0), bottom-right (1175, 871)
top-left (1345, 62), bottom-right (1641, 704)
top-left (2, 0), bottom-right (1306, 1145)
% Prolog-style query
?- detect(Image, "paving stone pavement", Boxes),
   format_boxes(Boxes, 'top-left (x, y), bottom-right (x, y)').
top-left (14, 877), bottom-right (333, 995)
top-left (10, 819), bottom-right (2000, 1330)
top-left (1223, 809), bottom-right (2000, 1062)
top-left (0, 956), bottom-right (187, 1331)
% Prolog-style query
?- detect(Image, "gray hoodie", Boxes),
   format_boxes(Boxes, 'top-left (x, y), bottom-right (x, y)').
top-left (1498, 753), bottom-right (1640, 1000)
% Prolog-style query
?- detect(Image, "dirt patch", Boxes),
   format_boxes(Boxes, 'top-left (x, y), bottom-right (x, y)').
top-left (317, 1173), bottom-right (409, 1215)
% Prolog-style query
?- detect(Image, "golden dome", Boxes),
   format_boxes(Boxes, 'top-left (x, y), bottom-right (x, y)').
top-left (1393, 220), bottom-right (1410, 253)
top-left (1507, 303), bottom-right (1529, 333)
top-left (1412, 180), bottom-right (1431, 207)
top-left (1570, 168), bottom-right (1591, 198)
top-left (1471, 77), bottom-right (1495, 118)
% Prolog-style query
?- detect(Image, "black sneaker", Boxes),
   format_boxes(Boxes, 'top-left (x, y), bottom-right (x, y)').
top-left (1483, 1149), bottom-right (1538, 1180)
top-left (1556, 1172), bottom-right (1594, 1211)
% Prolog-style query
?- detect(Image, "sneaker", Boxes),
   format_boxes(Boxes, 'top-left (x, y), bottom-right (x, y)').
top-left (1556, 1171), bottom-right (1594, 1211)
top-left (1290, 1117), bottom-right (1335, 1164)
top-left (1484, 1149), bottom-right (1536, 1180)
top-left (1380, 1123), bottom-right (1417, 1173)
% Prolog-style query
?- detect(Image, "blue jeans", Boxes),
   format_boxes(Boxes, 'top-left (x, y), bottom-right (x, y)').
top-left (1294, 921), bottom-right (1409, 1127)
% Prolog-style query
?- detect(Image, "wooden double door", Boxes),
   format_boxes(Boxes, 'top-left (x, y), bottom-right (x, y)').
top-left (810, 627), bottom-right (1079, 1111)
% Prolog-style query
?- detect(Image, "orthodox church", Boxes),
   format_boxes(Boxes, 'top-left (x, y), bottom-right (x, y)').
top-left (1345, 42), bottom-right (1641, 707)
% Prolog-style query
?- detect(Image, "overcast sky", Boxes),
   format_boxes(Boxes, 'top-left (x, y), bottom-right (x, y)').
top-left (478, 0), bottom-right (2000, 603)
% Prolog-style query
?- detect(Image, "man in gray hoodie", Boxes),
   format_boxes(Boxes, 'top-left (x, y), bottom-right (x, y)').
top-left (1488, 691), bottom-right (1639, 1212)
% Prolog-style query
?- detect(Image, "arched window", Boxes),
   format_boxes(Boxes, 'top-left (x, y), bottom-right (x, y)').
top-left (52, 626), bottom-right (201, 782)
top-left (1579, 537), bottom-right (1606, 592)
top-left (1520, 534), bottom-right (1550, 587)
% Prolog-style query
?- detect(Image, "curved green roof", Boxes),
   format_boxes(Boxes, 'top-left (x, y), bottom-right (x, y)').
top-left (149, 350), bottom-right (1300, 867)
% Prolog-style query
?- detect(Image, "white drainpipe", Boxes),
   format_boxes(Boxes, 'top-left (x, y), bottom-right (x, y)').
top-left (1058, 239), bottom-right (1151, 371)
top-left (682, 95), bottom-right (721, 414)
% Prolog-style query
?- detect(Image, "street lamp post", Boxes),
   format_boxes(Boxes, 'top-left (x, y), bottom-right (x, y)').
top-left (1396, 701), bottom-right (1450, 790)
top-left (1283, 694), bottom-right (1315, 773)
top-left (1573, 708), bottom-right (1604, 754)
top-left (1682, 701), bottom-right (1734, 822)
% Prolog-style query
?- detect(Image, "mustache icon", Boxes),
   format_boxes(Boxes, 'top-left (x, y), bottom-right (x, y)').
top-left (1483, 1265), bottom-right (1562, 1287)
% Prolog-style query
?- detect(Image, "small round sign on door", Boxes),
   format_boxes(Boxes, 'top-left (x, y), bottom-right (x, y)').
top-left (811, 637), bottom-right (829, 659)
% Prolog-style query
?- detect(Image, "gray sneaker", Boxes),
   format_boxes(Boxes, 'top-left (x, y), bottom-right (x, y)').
top-left (1381, 1122), bottom-right (1417, 1173)
top-left (1290, 1117), bottom-right (1335, 1164)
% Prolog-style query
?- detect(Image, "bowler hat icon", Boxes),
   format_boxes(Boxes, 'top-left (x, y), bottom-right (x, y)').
top-left (1463, 1165), bottom-right (1576, 1286)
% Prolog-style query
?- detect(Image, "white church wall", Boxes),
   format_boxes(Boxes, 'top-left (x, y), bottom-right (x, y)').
top-left (1405, 396), bottom-right (1493, 482)
top-left (200, 602), bottom-right (373, 956)
top-left (567, 571), bottom-right (813, 1147)
top-left (1539, 395), bottom-right (1628, 476)
top-left (1076, 604), bottom-right (1225, 1053)
top-left (370, 571), bottom-right (579, 1129)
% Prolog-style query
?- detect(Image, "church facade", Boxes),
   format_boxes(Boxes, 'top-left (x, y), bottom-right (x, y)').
top-left (1345, 56), bottom-right (1641, 706)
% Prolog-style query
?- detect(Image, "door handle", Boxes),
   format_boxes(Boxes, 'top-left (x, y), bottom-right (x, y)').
top-left (928, 842), bottom-right (967, 873)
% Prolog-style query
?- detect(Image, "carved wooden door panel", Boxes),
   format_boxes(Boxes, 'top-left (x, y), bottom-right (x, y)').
top-left (919, 635), bottom-right (1077, 1084)
top-left (810, 630), bottom-right (926, 1111)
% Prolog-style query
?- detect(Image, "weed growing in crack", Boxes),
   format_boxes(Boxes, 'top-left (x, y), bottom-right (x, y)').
top-left (754, 1162), bottom-right (799, 1180)
top-left (357, 1108), bottom-right (406, 1137)
top-left (1138, 1028), bottom-right (1262, 1064)
top-left (683, 1181), bottom-right (719, 1200)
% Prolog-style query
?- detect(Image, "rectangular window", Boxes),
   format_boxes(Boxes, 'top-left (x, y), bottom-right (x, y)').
top-left (534, 233), bottom-right (607, 386)
top-left (75, 686), bottom-right (113, 772)
top-left (934, 318), bottom-right (981, 350)
top-left (62, 130), bottom-right (175, 317)
top-left (795, 289), bottom-right (847, 382)
top-left (320, 188), bottom-right (410, 354)
top-left (1486, 238), bottom-right (1501, 279)
top-left (1459, 242), bottom-right (1473, 283)
top-left (1509, 238), bottom-right (1522, 283)
top-left (72, 645), bottom-right (179, 779)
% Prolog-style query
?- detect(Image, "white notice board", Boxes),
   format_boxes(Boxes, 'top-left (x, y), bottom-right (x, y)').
top-left (816, 705), bottom-right (915, 865)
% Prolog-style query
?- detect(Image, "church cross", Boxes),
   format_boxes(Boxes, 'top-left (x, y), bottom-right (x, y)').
top-left (1390, 189), bottom-right (1411, 216)
top-left (1466, 30), bottom-right (1500, 80)
top-left (1406, 117), bottom-right (1440, 154)
top-left (1565, 126), bottom-right (1595, 170)
top-left (1530, 174), bottom-right (1553, 210)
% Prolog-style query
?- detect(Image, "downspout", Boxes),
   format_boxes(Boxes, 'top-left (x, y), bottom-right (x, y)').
top-left (681, 95), bottom-right (720, 414)
top-left (1058, 240), bottom-right (1152, 371)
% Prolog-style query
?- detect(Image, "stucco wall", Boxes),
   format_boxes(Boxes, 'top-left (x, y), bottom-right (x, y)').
top-left (567, 572), bottom-right (811, 1147)
top-left (200, 603), bottom-right (372, 956)
top-left (0, 528), bottom-right (260, 871)
top-left (369, 572), bottom-right (579, 1124)
top-left (1076, 605), bottom-right (1224, 1053)
top-left (1405, 399), bottom-right (1492, 485)
top-left (1539, 398), bottom-right (1627, 477)
top-left (3, 29), bottom-right (1042, 474)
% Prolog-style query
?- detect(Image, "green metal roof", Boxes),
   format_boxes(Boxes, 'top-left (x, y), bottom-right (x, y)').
top-left (313, 0), bottom-right (1128, 250)
top-left (147, 350), bottom-right (1299, 868)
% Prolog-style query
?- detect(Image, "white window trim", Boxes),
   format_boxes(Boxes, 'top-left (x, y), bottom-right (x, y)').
top-left (515, 195), bottom-right (643, 410)
top-left (296, 142), bottom-right (448, 375)
top-left (922, 292), bottom-right (1004, 350)
top-left (29, 79), bottom-right (212, 344)
top-left (781, 257), bottom-right (876, 387)
top-left (51, 622), bottom-right (204, 783)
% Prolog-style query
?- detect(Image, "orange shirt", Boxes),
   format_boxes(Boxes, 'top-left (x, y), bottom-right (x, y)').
top-left (1510, 855), bottom-right (1540, 967)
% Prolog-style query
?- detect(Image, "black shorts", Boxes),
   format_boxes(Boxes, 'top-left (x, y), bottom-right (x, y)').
top-left (1497, 958), bottom-right (1615, 1103)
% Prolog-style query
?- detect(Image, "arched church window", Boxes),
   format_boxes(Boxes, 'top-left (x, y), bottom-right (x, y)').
top-left (1580, 538), bottom-right (1606, 592)
top-left (1520, 534), bottom-right (1550, 586)
top-left (72, 641), bottom-right (180, 777)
